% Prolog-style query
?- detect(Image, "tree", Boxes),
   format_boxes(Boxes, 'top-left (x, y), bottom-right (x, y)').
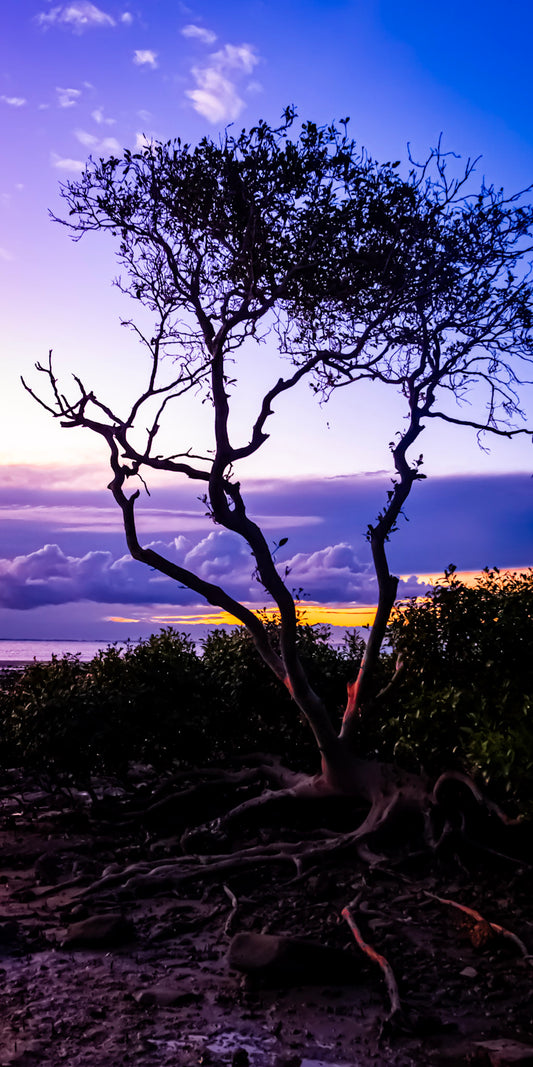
top-left (25, 111), bottom-right (533, 843)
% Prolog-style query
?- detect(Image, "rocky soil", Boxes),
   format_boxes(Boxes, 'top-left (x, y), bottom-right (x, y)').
top-left (0, 765), bottom-right (532, 1067)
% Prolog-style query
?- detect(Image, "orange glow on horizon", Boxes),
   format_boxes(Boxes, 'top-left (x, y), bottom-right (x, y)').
top-left (106, 567), bottom-right (531, 631)
top-left (108, 605), bottom-right (378, 628)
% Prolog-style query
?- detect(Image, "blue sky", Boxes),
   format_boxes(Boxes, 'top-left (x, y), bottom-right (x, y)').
top-left (0, 0), bottom-right (532, 639)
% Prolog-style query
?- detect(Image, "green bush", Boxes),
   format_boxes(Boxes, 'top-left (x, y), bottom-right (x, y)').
top-left (382, 567), bottom-right (533, 808)
top-left (0, 620), bottom-right (362, 777)
top-left (0, 629), bottom-right (206, 776)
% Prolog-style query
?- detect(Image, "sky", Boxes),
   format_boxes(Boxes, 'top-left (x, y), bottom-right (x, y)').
top-left (0, 0), bottom-right (532, 642)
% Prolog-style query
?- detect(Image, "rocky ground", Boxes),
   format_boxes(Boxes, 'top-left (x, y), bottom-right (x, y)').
top-left (0, 764), bottom-right (532, 1067)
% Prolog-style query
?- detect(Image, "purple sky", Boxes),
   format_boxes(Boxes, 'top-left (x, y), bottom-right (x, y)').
top-left (1, 1), bottom-right (532, 640)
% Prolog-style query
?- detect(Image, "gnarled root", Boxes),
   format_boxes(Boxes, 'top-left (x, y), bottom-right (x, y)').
top-left (33, 756), bottom-right (525, 906)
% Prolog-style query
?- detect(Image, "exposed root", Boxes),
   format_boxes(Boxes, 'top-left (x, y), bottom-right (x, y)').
top-left (223, 883), bottom-right (240, 936)
top-left (432, 770), bottom-right (522, 826)
top-left (123, 766), bottom-right (262, 826)
top-left (28, 757), bottom-right (526, 912)
top-left (39, 786), bottom-right (425, 903)
top-left (342, 901), bottom-right (402, 1020)
top-left (423, 889), bottom-right (533, 964)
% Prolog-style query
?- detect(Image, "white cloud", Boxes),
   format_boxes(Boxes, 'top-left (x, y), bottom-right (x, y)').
top-left (186, 41), bottom-right (259, 123)
top-left (211, 43), bottom-right (258, 75)
top-left (1, 96), bottom-right (26, 108)
top-left (56, 87), bottom-right (82, 108)
top-left (135, 132), bottom-right (155, 151)
top-left (0, 248), bottom-right (13, 262)
top-left (0, 542), bottom-right (203, 610)
top-left (75, 129), bottom-right (122, 154)
top-left (93, 136), bottom-right (121, 154)
top-left (51, 152), bottom-right (85, 173)
top-left (181, 24), bottom-right (217, 45)
top-left (121, 11), bottom-right (133, 24)
top-left (75, 129), bottom-right (97, 147)
top-left (133, 49), bottom-right (158, 68)
top-left (91, 107), bottom-right (116, 125)
top-left (37, 3), bottom-right (116, 32)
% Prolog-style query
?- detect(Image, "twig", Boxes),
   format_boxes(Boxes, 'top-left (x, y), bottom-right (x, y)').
top-left (342, 902), bottom-right (402, 1018)
top-left (223, 883), bottom-right (239, 936)
top-left (423, 890), bottom-right (532, 964)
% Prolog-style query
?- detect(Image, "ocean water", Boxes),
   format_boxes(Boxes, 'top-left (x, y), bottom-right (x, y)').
top-left (0, 639), bottom-right (115, 667)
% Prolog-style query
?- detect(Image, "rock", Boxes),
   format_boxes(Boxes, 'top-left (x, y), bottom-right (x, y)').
top-left (472, 1039), bottom-right (533, 1065)
top-left (228, 932), bottom-right (359, 985)
top-left (232, 1051), bottom-right (250, 1067)
top-left (460, 966), bottom-right (478, 978)
top-left (0, 919), bottom-right (19, 944)
top-left (133, 983), bottom-right (203, 1007)
top-left (60, 912), bottom-right (134, 948)
top-left (436, 1039), bottom-right (533, 1066)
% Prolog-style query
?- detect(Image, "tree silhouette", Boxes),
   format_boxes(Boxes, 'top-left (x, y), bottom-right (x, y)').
top-left (25, 112), bottom-right (533, 819)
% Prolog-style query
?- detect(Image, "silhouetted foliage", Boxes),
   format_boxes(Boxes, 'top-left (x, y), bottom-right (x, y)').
top-left (381, 568), bottom-right (533, 809)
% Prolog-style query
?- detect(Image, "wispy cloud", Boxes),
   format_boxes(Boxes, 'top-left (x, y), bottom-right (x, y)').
top-left (186, 41), bottom-right (259, 122)
top-left (51, 151), bottom-right (85, 173)
top-left (74, 129), bottom-right (121, 154)
top-left (56, 86), bottom-right (82, 108)
top-left (181, 23), bottom-right (217, 45)
top-left (133, 49), bottom-right (158, 68)
top-left (0, 248), bottom-right (13, 262)
top-left (1, 96), bottom-right (26, 108)
top-left (120, 11), bottom-right (133, 24)
top-left (91, 107), bottom-right (116, 125)
top-left (36, 3), bottom-right (116, 32)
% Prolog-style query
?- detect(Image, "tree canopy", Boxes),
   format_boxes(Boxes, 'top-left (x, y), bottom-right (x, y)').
top-left (26, 110), bottom-right (533, 788)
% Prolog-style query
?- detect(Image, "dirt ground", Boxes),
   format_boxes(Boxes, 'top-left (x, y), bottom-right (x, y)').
top-left (0, 765), bottom-right (532, 1067)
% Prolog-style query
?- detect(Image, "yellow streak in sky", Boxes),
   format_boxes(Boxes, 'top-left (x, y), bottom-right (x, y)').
top-left (109, 605), bottom-right (377, 628)
top-left (107, 567), bottom-right (531, 631)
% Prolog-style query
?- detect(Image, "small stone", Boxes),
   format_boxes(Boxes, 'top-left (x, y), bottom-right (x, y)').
top-left (473, 1039), bottom-right (533, 1065)
top-left (228, 932), bottom-right (359, 985)
top-left (133, 984), bottom-right (202, 1007)
top-left (61, 912), bottom-right (134, 948)
top-left (460, 966), bottom-right (478, 978)
top-left (0, 920), bottom-right (19, 943)
top-left (232, 1051), bottom-right (250, 1067)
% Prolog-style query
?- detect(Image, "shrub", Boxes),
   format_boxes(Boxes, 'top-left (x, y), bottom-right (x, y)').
top-left (0, 629), bottom-right (206, 776)
top-left (382, 567), bottom-right (533, 808)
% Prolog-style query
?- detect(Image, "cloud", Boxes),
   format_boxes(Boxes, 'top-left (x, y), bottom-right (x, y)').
top-left (91, 107), bottom-right (116, 125)
top-left (1, 96), bottom-right (26, 107)
top-left (133, 50), bottom-right (158, 68)
top-left (186, 41), bottom-right (259, 122)
top-left (0, 532), bottom-right (430, 614)
top-left (181, 24), bottom-right (217, 45)
top-left (134, 132), bottom-right (156, 151)
top-left (56, 87), bottom-right (82, 108)
top-left (74, 129), bottom-right (121, 154)
top-left (0, 248), bottom-right (13, 262)
top-left (0, 472), bottom-right (530, 620)
top-left (120, 11), bottom-right (133, 24)
top-left (211, 44), bottom-right (259, 75)
top-left (51, 151), bottom-right (85, 172)
top-left (37, 3), bottom-right (116, 31)
top-left (0, 541), bottom-right (202, 611)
